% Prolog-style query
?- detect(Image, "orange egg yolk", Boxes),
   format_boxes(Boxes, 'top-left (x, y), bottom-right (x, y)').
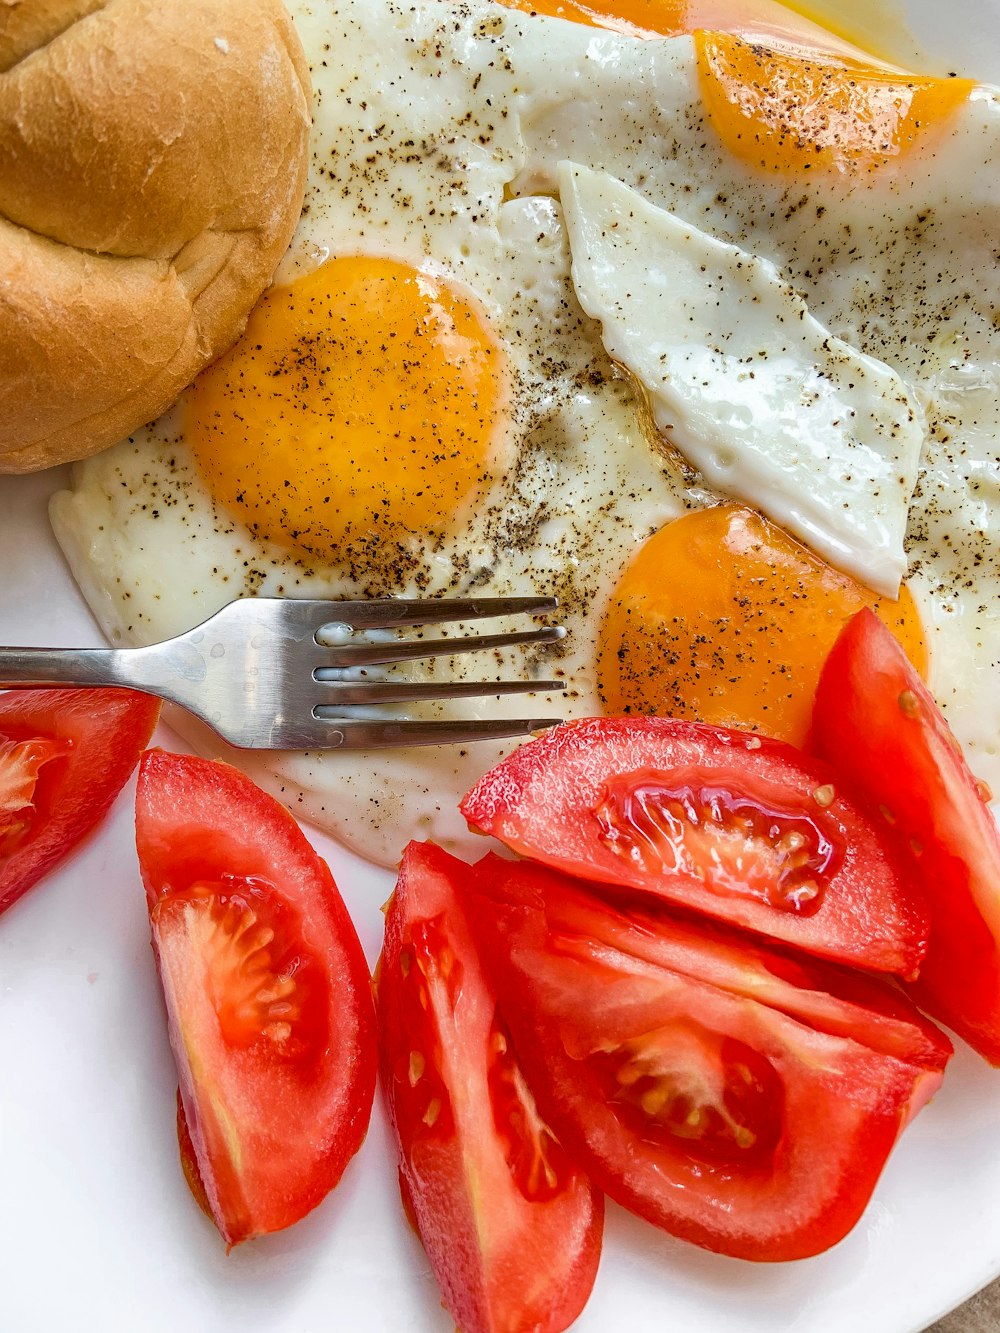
top-left (495, 0), bottom-right (722, 38)
top-left (695, 32), bottom-right (974, 173)
top-left (493, 0), bottom-right (871, 45)
top-left (493, 1), bottom-right (973, 171)
top-left (597, 504), bottom-right (927, 747)
top-left (186, 256), bottom-right (508, 564)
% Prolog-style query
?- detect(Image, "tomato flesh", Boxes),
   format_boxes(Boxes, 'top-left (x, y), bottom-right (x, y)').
top-left (375, 841), bottom-right (602, 1333)
top-left (464, 852), bottom-right (951, 1262)
top-left (0, 735), bottom-right (69, 855)
top-left (0, 688), bottom-right (160, 916)
top-left (461, 716), bottom-right (928, 975)
top-left (136, 749), bottom-right (377, 1245)
top-left (812, 607), bottom-right (1000, 1063)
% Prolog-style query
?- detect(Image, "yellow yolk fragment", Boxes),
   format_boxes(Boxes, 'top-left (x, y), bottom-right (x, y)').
top-left (496, 0), bottom-right (704, 38)
top-left (493, 0), bottom-right (894, 59)
top-left (695, 32), bottom-right (974, 173)
top-left (484, 3), bottom-right (975, 173)
top-left (597, 504), bottom-right (927, 746)
top-left (187, 256), bottom-right (508, 563)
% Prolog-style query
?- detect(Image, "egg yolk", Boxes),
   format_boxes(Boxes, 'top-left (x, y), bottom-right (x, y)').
top-left (492, 0), bottom-right (893, 57)
top-left (187, 256), bottom-right (508, 563)
top-left (695, 32), bottom-right (974, 173)
top-left (495, 1), bottom-right (973, 171)
top-left (597, 504), bottom-right (927, 746)
top-left (495, 0), bottom-right (719, 38)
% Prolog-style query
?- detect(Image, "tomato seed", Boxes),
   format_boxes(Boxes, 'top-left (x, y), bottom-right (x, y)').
top-left (897, 690), bottom-right (919, 717)
top-left (263, 1021), bottom-right (292, 1043)
top-left (777, 830), bottom-right (807, 853)
top-left (640, 1086), bottom-right (671, 1116)
top-left (408, 1051), bottom-right (426, 1086)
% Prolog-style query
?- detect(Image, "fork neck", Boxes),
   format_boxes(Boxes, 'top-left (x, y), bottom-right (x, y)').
top-left (0, 646), bottom-right (128, 690)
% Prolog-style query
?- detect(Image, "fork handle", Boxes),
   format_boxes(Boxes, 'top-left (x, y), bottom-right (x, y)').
top-left (0, 646), bottom-right (137, 691)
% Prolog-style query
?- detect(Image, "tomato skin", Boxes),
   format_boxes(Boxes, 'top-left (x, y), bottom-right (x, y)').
top-left (461, 716), bottom-right (928, 976)
top-left (375, 841), bottom-right (602, 1333)
top-left (135, 749), bottom-right (377, 1245)
top-left (0, 688), bottom-right (160, 917)
top-left (813, 607), bottom-right (1000, 1063)
top-left (464, 853), bottom-right (950, 1263)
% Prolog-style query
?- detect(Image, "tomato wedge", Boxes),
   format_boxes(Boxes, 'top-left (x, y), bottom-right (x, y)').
top-left (375, 841), bottom-right (602, 1333)
top-left (464, 852), bottom-right (951, 1262)
top-left (0, 687), bottom-right (160, 917)
top-left (135, 749), bottom-right (377, 1245)
top-left (813, 607), bottom-right (1000, 1063)
top-left (461, 716), bottom-right (928, 975)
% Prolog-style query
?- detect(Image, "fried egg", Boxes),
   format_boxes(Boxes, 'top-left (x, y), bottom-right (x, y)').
top-left (51, 0), bottom-right (1000, 865)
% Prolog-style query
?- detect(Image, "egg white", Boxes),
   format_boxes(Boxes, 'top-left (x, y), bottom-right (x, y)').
top-left (558, 161), bottom-right (927, 597)
top-left (51, 0), bottom-right (1000, 862)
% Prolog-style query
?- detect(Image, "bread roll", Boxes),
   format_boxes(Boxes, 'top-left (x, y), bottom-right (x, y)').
top-left (0, 0), bottom-right (311, 472)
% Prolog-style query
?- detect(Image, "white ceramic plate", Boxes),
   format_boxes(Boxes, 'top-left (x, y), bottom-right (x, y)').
top-left (3, 6), bottom-right (1000, 1330)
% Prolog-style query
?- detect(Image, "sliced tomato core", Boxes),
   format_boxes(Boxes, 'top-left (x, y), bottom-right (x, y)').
top-left (595, 766), bottom-right (842, 916)
top-left (392, 912), bottom-right (460, 1145)
top-left (153, 875), bottom-right (328, 1060)
top-left (487, 1014), bottom-right (572, 1202)
top-left (0, 735), bottom-right (70, 856)
top-left (593, 1017), bottom-right (784, 1166)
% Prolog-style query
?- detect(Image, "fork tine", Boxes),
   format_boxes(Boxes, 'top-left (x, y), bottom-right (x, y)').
top-left (303, 717), bottom-right (564, 749)
top-left (312, 596), bottom-right (559, 636)
top-left (313, 677), bottom-right (566, 705)
top-left (319, 625), bottom-right (566, 669)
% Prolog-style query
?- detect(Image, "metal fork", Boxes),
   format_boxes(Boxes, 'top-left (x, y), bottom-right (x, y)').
top-left (0, 597), bottom-right (566, 749)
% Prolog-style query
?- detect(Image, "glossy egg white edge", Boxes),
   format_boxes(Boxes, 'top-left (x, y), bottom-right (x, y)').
top-left (3, 2), bottom-right (1000, 1333)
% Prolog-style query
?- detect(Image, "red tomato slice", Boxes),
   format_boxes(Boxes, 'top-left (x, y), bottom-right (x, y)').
top-left (0, 687), bottom-right (160, 917)
top-left (464, 853), bottom-right (950, 1262)
top-left (461, 716), bottom-right (928, 976)
top-left (375, 841), bottom-right (602, 1333)
top-left (813, 607), bottom-right (1000, 1063)
top-left (135, 749), bottom-right (377, 1246)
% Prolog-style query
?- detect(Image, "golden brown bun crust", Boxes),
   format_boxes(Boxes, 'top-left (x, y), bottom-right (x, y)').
top-left (0, 0), bottom-right (311, 472)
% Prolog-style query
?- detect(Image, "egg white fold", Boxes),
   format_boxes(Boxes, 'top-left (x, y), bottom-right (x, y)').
top-left (557, 162), bottom-right (926, 597)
